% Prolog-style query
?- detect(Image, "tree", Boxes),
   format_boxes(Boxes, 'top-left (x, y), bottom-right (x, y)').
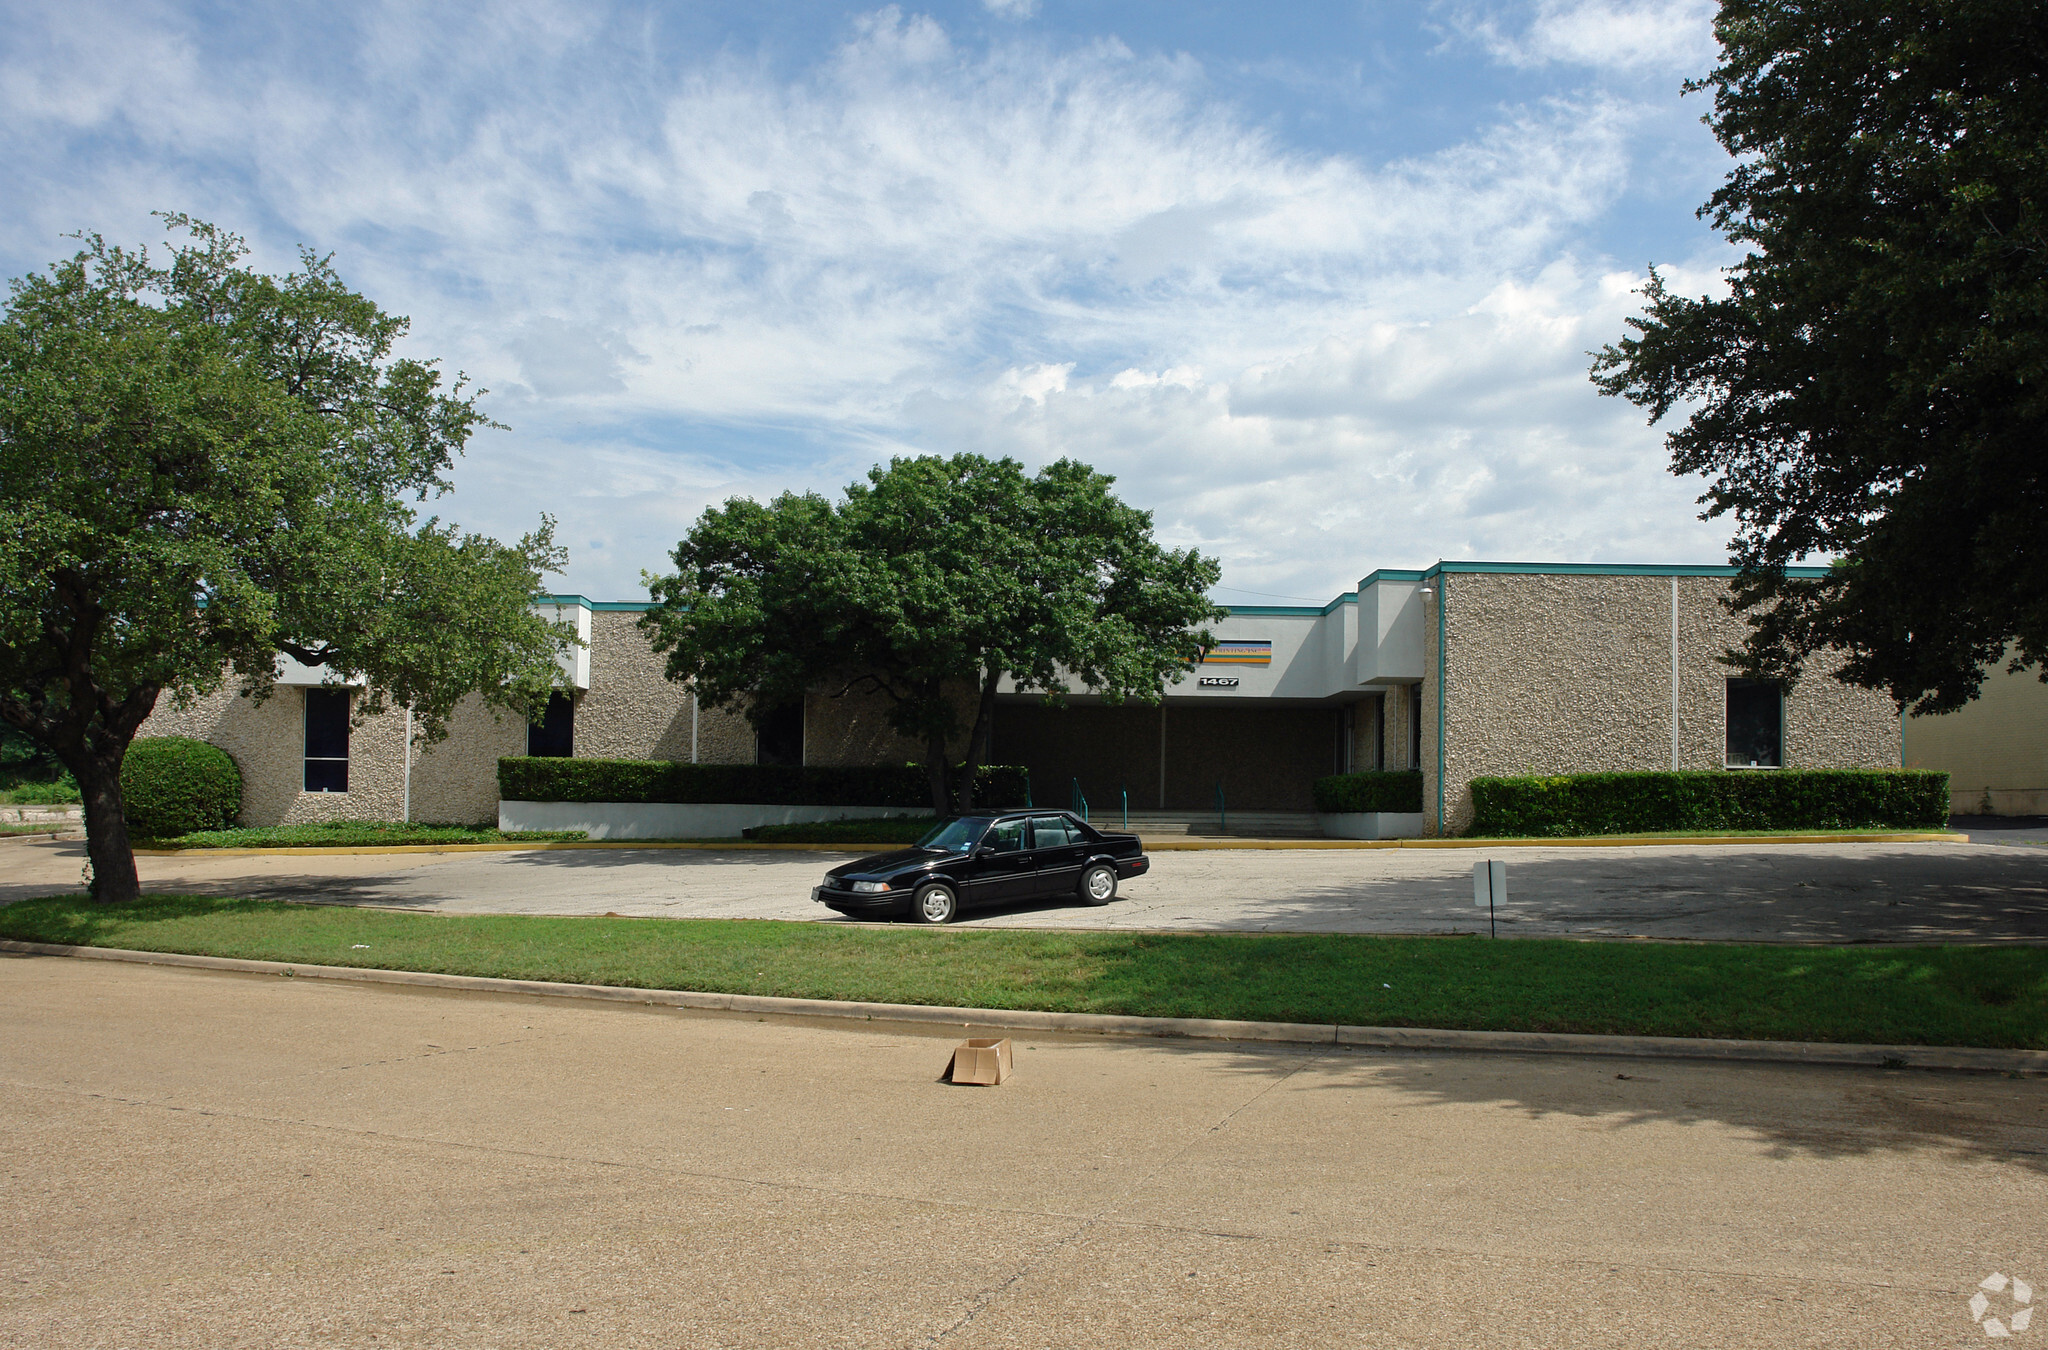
top-left (1591, 0), bottom-right (2048, 713)
top-left (641, 454), bottom-right (1224, 814)
top-left (0, 217), bottom-right (572, 903)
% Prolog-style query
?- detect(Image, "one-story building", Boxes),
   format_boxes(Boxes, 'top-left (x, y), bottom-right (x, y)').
top-left (140, 560), bottom-right (1905, 837)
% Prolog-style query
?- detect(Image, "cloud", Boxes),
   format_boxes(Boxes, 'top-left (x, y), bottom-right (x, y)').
top-left (1443, 0), bottom-right (1719, 73)
top-left (0, 1), bottom-right (1732, 602)
top-left (982, 0), bottom-right (1040, 18)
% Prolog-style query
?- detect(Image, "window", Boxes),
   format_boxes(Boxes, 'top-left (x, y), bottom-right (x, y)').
top-left (1409, 684), bottom-right (1423, 770)
top-left (1029, 816), bottom-right (1075, 849)
top-left (1725, 678), bottom-right (1783, 767)
top-left (755, 700), bottom-right (804, 767)
top-left (527, 692), bottom-right (575, 757)
top-left (304, 688), bottom-right (350, 792)
top-left (984, 819), bottom-right (1027, 853)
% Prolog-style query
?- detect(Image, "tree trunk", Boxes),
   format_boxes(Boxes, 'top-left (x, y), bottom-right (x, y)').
top-left (925, 730), bottom-right (953, 818)
top-left (73, 750), bottom-right (140, 905)
top-left (956, 668), bottom-right (1002, 812)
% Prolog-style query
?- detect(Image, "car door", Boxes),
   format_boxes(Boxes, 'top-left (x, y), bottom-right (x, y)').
top-left (1027, 815), bottom-right (1086, 899)
top-left (959, 817), bottom-right (1034, 907)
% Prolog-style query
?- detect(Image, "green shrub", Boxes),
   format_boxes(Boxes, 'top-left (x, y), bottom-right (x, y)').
top-left (498, 758), bottom-right (1030, 810)
top-left (1467, 769), bottom-right (1951, 837)
top-left (0, 776), bottom-right (81, 805)
top-left (1312, 771), bottom-right (1424, 814)
top-left (122, 737), bottom-right (243, 837)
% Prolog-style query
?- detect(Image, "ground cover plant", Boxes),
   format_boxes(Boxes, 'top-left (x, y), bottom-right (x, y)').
top-left (133, 823), bottom-right (585, 848)
top-left (742, 816), bottom-right (939, 844)
top-left (0, 781), bottom-right (80, 805)
top-left (3, 896), bottom-right (2042, 1050)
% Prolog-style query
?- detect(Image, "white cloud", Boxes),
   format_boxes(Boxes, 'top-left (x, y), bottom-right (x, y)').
top-left (0, 1), bottom-right (1732, 601)
top-left (983, 0), bottom-right (1040, 19)
top-left (1444, 0), bottom-right (1719, 73)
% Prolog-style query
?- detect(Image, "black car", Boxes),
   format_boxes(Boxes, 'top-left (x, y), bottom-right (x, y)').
top-left (812, 809), bottom-right (1150, 923)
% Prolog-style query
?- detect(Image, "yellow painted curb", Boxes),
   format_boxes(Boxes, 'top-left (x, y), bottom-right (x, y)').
top-left (129, 830), bottom-right (1964, 858)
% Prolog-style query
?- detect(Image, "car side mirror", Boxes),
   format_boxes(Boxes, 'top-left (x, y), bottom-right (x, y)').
top-left (974, 845), bottom-right (997, 858)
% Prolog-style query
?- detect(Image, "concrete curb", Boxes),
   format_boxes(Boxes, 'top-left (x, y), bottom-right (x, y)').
top-left (120, 830), bottom-right (1965, 858)
top-left (4, 939), bottom-right (2040, 1075)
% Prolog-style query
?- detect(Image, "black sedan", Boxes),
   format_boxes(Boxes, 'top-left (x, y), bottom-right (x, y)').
top-left (812, 810), bottom-right (1150, 923)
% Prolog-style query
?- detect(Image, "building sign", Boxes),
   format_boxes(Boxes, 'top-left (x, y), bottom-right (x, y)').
top-left (1197, 676), bottom-right (1240, 688)
top-left (1202, 639), bottom-right (1272, 666)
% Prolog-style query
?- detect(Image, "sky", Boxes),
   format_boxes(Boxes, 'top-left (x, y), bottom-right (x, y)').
top-left (1, 0), bottom-right (1742, 606)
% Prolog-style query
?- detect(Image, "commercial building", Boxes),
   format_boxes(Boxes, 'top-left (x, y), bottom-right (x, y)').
top-left (140, 561), bottom-right (1905, 837)
top-left (1902, 660), bottom-right (2048, 816)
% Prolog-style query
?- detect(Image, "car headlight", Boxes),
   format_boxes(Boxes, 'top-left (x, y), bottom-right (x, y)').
top-left (849, 879), bottom-right (892, 894)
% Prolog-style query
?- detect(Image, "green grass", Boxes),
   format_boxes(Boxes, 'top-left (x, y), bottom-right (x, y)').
top-left (3, 894), bottom-right (2043, 1049)
top-left (0, 823), bottom-right (72, 836)
top-left (743, 816), bottom-right (939, 844)
top-left (135, 822), bottom-right (586, 848)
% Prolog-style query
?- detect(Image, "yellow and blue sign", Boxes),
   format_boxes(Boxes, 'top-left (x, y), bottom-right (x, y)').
top-left (1202, 639), bottom-right (1272, 666)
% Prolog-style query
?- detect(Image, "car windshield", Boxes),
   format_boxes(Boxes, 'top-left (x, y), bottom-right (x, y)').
top-left (916, 817), bottom-right (994, 854)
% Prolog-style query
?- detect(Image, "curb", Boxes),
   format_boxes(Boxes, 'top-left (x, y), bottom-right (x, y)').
top-left (122, 830), bottom-right (1965, 858)
top-left (3, 939), bottom-right (2040, 1076)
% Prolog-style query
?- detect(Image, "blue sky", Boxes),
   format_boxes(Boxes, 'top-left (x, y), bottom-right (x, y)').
top-left (2, 0), bottom-right (1739, 604)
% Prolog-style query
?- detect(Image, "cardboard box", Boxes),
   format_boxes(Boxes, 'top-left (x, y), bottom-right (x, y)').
top-left (946, 1038), bottom-right (1013, 1086)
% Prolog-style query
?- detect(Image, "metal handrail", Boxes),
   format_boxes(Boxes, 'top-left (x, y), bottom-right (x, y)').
top-left (1215, 781), bottom-right (1226, 833)
top-left (1121, 787), bottom-right (1129, 830)
top-left (1071, 777), bottom-right (1088, 822)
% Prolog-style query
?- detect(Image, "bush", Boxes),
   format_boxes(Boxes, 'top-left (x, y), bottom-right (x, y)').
top-left (1467, 769), bottom-right (1951, 837)
top-left (1312, 771), bottom-right (1425, 814)
top-left (1, 777), bottom-right (81, 805)
top-left (498, 758), bottom-right (1031, 810)
top-left (122, 737), bottom-right (243, 837)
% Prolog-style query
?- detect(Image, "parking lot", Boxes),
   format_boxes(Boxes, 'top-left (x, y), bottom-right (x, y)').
top-left (5, 835), bottom-right (2046, 943)
top-left (3, 955), bottom-right (2042, 1349)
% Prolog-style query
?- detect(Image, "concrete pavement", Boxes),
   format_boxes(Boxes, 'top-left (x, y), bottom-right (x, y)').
top-left (6, 836), bottom-right (2047, 941)
top-left (3, 955), bottom-right (2042, 1348)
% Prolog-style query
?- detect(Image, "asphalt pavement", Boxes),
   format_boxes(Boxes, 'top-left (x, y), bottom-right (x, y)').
top-left (5, 836), bottom-right (2047, 942)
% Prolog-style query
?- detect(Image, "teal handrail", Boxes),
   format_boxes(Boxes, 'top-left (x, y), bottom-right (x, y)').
top-left (1024, 773), bottom-right (1033, 808)
top-left (1215, 781), bottom-right (1226, 833)
top-left (1121, 787), bottom-right (1129, 830)
top-left (1071, 777), bottom-right (1088, 822)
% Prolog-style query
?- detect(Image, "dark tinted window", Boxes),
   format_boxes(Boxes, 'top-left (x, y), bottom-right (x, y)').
top-left (756, 700), bottom-right (803, 766)
top-left (984, 819), bottom-right (1027, 853)
top-left (1726, 679), bottom-right (1783, 767)
top-left (527, 692), bottom-right (575, 757)
top-left (1029, 816), bottom-right (1074, 848)
top-left (304, 688), bottom-right (349, 793)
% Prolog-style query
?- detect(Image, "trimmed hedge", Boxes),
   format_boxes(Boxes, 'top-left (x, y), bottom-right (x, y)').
top-left (1467, 769), bottom-right (1951, 837)
top-left (498, 757), bottom-right (1030, 810)
top-left (1312, 771), bottom-right (1425, 814)
top-left (122, 737), bottom-right (243, 837)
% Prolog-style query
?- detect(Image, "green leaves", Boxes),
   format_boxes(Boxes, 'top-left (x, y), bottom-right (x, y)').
top-left (0, 216), bottom-right (571, 900)
top-left (1593, 0), bottom-right (2048, 713)
top-left (642, 452), bottom-right (1224, 811)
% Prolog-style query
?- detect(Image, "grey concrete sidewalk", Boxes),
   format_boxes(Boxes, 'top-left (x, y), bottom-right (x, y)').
top-left (6, 836), bottom-right (2047, 941)
top-left (3, 955), bottom-right (2042, 1348)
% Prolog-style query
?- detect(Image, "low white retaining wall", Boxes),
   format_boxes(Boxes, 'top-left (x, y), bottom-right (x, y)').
top-left (498, 801), bottom-right (918, 840)
top-left (1317, 811), bottom-right (1427, 840)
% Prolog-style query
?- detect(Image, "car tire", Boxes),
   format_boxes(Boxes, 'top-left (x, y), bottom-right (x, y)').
top-left (1079, 864), bottom-right (1117, 906)
top-left (911, 883), bottom-right (959, 925)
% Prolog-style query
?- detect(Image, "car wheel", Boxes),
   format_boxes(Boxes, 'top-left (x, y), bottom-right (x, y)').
top-left (911, 883), bottom-right (959, 924)
top-left (1079, 864), bottom-right (1117, 906)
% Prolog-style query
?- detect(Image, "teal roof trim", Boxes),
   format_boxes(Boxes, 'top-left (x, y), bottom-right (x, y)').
top-left (1417, 561), bottom-right (1835, 580)
top-left (1222, 594), bottom-right (1356, 618)
top-left (537, 594), bottom-right (656, 611)
top-left (1357, 568), bottom-right (1427, 586)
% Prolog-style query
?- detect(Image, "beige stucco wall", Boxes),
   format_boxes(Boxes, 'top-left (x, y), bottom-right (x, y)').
top-left (1422, 573), bottom-right (1901, 835)
top-left (804, 679), bottom-right (972, 768)
top-left (1902, 658), bottom-right (2048, 814)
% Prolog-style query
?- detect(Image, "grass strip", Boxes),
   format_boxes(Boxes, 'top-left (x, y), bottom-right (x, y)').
top-left (136, 823), bottom-right (586, 848)
top-left (3, 895), bottom-right (2043, 1049)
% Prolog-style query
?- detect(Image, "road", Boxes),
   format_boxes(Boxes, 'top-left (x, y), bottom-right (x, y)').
top-left (2, 955), bottom-right (2041, 1348)
top-left (5, 836), bottom-right (2047, 941)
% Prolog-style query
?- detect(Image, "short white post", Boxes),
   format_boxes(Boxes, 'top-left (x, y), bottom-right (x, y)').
top-left (1472, 859), bottom-right (1506, 937)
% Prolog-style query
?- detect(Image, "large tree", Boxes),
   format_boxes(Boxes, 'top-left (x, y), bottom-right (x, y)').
top-left (641, 454), bottom-right (1224, 814)
top-left (1591, 0), bottom-right (2048, 712)
top-left (0, 217), bottom-right (572, 902)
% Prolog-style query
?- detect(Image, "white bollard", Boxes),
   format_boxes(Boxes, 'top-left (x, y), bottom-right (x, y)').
top-left (1472, 860), bottom-right (1507, 935)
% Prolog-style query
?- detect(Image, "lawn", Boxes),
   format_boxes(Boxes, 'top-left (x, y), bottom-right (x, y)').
top-left (3, 894), bottom-right (2042, 1049)
top-left (135, 822), bottom-right (585, 848)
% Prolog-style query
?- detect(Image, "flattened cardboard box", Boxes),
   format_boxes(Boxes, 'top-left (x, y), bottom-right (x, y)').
top-left (946, 1038), bottom-right (1013, 1086)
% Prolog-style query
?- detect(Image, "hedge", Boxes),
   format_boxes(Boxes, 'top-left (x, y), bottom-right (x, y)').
top-left (498, 757), bottom-right (1031, 810)
top-left (1467, 769), bottom-right (1951, 837)
top-left (1312, 771), bottom-right (1425, 814)
top-left (122, 737), bottom-right (243, 837)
